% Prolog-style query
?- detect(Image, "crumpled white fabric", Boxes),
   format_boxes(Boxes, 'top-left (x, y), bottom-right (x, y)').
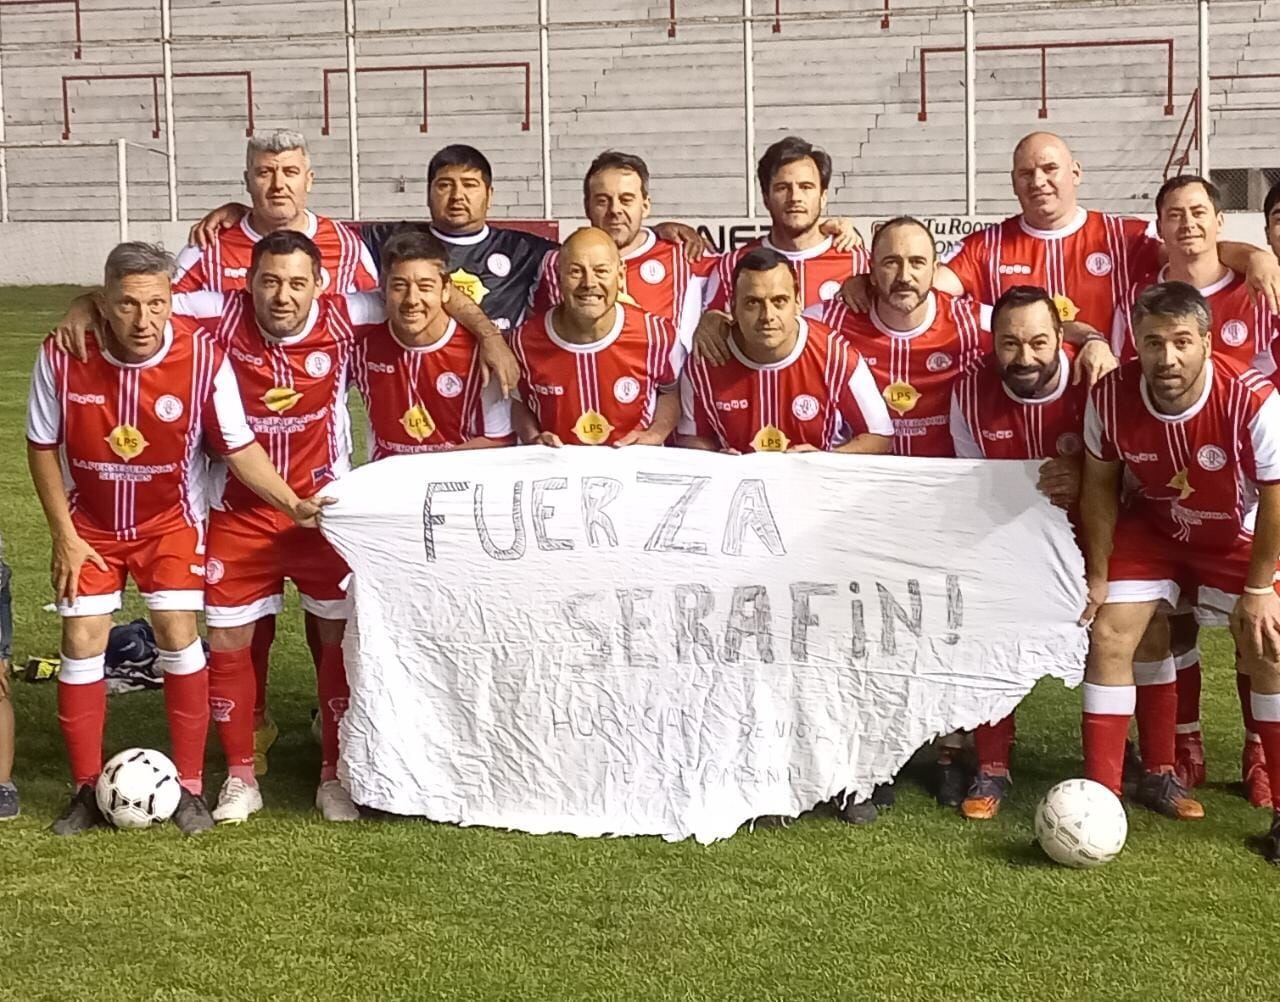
top-left (321, 448), bottom-right (1087, 844)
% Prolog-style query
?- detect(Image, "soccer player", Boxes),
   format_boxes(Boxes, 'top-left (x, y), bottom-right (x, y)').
top-left (0, 534), bottom-right (13, 820)
top-left (26, 242), bottom-right (327, 835)
top-left (678, 247), bottom-right (892, 455)
top-left (1080, 281), bottom-right (1280, 854)
top-left (949, 285), bottom-right (1090, 819)
top-left (511, 227), bottom-right (683, 447)
top-left (1265, 179), bottom-right (1280, 263)
top-left (350, 229), bottom-right (514, 457)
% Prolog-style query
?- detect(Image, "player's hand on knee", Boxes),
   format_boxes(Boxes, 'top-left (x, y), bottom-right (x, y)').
top-left (838, 274), bottom-right (872, 313)
top-left (820, 217), bottom-right (864, 253)
top-left (693, 311), bottom-right (732, 365)
top-left (52, 532), bottom-right (106, 605)
top-left (1233, 590), bottom-right (1280, 664)
top-left (188, 202), bottom-right (249, 248)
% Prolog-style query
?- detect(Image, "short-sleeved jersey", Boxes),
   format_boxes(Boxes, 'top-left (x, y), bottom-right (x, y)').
top-left (704, 235), bottom-right (870, 313)
top-left (173, 210), bottom-right (378, 294)
top-left (361, 223), bottom-right (557, 335)
top-left (1085, 357), bottom-right (1280, 550)
top-left (950, 347), bottom-right (1088, 460)
top-left (943, 208), bottom-right (1158, 331)
top-left (1111, 265), bottom-right (1278, 373)
top-left (678, 317), bottom-right (893, 452)
top-left (26, 319), bottom-right (254, 540)
top-left (528, 228), bottom-right (710, 349)
top-left (511, 303), bottom-right (684, 445)
top-left (819, 292), bottom-right (989, 457)
top-left (350, 317), bottom-right (512, 459)
top-left (208, 291), bottom-right (358, 511)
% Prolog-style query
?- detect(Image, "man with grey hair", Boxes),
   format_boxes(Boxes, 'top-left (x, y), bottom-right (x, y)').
top-left (27, 242), bottom-right (331, 836)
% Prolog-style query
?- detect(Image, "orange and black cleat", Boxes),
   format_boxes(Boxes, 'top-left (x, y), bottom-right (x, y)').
top-left (960, 772), bottom-right (1010, 821)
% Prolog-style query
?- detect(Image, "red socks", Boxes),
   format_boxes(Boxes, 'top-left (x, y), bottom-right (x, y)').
top-left (315, 641), bottom-right (350, 782)
top-left (1134, 657), bottom-right (1176, 774)
top-left (158, 640), bottom-right (209, 795)
top-left (250, 616), bottom-right (277, 723)
top-left (57, 654), bottom-right (107, 788)
top-left (975, 714), bottom-right (1016, 775)
top-left (208, 646), bottom-right (256, 783)
top-left (1082, 682), bottom-right (1136, 796)
top-left (1249, 691), bottom-right (1280, 810)
top-left (1174, 649), bottom-right (1202, 736)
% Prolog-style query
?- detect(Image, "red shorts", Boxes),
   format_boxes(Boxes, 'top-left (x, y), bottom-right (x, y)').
top-left (1105, 514), bottom-right (1279, 625)
top-left (204, 506), bottom-right (349, 627)
top-left (61, 521), bottom-right (205, 618)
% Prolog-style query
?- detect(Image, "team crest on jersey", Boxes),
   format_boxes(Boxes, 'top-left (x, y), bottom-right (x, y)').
top-left (1220, 320), bottom-right (1248, 348)
top-left (305, 351), bottom-right (332, 378)
top-left (1085, 252), bottom-right (1113, 277)
top-left (106, 424), bottom-right (148, 461)
top-left (639, 259), bottom-right (666, 285)
top-left (613, 376), bottom-right (641, 404)
top-left (450, 268), bottom-right (490, 305)
top-left (436, 372), bottom-right (464, 398)
top-left (926, 351), bottom-right (953, 373)
top-left (1052, 295), bottom-right (1079, 323)
top-left (791, 394), bottom-right (820, 421)
top-left (1197, 444), bottom-right (1227, 472)
top-left (401, 404), bottom-right (436, 442)
top-left (1057, 432), bottom-right (1083, 457)
top-left (204, 558), bottom-right (224, 585)
top-left (1168, 467), bottom-right (1195, 500)
top-left (154, 394), bottom-right (184, 423)
top-left (752, 424), bottom-right (790, 452)
top-left (262, 387), bottom-right (302, 413)
top-left (883, 381), bottom-right (920, 415)
top-left (574, 409), bottom-right (614, 445)
top-left (818, 280), bottom-right (842, 302)
top-left (486, 253), bottom-right (512, 278)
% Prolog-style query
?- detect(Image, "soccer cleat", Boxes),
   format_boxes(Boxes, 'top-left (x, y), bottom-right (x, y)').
top-left (1243, 741), bottom-right (1272, 809)
top-left (1133, 770), bottom-right (1205, 821)
top-left (252, 712), bottom-right (279, 778)
top-left (211, 776), bottom-right (263, 825)
top-left (1122, 739), bottom-right (1144, 797)
top-left (838, 797), bottom-right (878, 826)
top-left (960, 772), bottom-right (1010, 820)
top-left (936, 759), bottom-right (969, 808)
top-left (870, 782), bottom-right (896, 809)
top-left (316, 780), bottom-right (360, 823)
top-left (1264, 813), bottom-right (1280, 865)
top-left (0, 783), bottom-right (19, 821)
top-left (1174, 731), bottom-right (1206, 789)
top-left (50, 784), bottom-right (107, 836)
top-left (172, 789), bottom-right (215, 835)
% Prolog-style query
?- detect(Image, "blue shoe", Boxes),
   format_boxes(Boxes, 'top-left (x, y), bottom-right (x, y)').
top-left (0, 782), bottom-right (17, 821)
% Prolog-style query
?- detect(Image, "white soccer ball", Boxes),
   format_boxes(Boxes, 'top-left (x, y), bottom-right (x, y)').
top-left (95, 748), bottom-right (182, 829)
top-left (1034, 778), bottom-right (1128, 868)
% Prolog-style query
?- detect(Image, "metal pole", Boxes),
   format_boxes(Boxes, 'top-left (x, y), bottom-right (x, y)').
top-left (0, 39), bottom-right (8, 223)
top-left (344, 0), bottom-right (361, 219)
top-left (963, 0), bottom-right (976, 216)
top-left (538, 0), bottom-right (552, 217)
top-left (1197, 0), bottom-right (1210, 178)
top-left (160, 0), bottom-right (178, 220)
top-left (742, 0), bottom-right (756, 218)
top-left (117, 138), bottom-right (129, 242)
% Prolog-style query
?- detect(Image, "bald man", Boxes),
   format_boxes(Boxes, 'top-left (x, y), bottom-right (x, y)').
top-left (510, 227), bottom-right (685, 447)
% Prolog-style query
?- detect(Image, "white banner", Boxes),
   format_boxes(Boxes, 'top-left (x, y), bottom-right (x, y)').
top-left (320, 448), bottom-right (1087, 844)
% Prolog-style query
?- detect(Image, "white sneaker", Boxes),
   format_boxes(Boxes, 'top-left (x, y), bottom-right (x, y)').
top-left (315, 780), bottom-right (360, 822)
top-left (212, 776), bottom-right (263, 824)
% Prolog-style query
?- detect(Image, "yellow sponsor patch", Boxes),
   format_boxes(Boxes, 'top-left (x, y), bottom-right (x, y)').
top-left (105, 424), bottom-right (148, 460)
top-left (401, 403), bottom-right (436, 442)
top-left (751, 424), bottom-right (790, 453)
top-left (261, 386), bottom-right (302, 414)
top-left (1052, 294), bottom-right (1079, 323)
top-left (573, 409), bottom-right (614, 445)
top-left (449, 268), bottom-right (490, 305)
top-left (883, 381), bottom-right (920, 416)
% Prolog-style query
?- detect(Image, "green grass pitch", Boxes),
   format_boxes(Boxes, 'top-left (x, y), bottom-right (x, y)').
top-left (0, 286), bottom-right (1276, 1002)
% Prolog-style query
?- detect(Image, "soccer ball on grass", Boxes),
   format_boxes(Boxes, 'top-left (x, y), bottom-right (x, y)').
top-left (95, 748), bottom-right (182, 829)
top-left (1034, 778), bottom-right (1127, 868)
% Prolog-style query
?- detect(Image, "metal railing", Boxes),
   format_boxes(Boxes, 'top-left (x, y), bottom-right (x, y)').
top-left (1165, 72), bottom-right (1280, 179)
top-left (0, 0), bottom-right (82, 58)
top-left (61, 70), bottom-right (255, 140)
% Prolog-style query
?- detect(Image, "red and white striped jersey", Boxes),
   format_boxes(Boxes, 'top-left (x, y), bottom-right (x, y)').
top-left (950, 347), bottom-right (1088, 460)
top-left (528, 229), bottom-right (710, 348)
top-left (511, 303), bottom-right (684, 445)
top-left (203, 290), bottom-right (359, 510)
top-left (678, 317), bottom-right (892, 452)
top-left (26, 319), bottom-right (254, 540)
top-left (350, 317), bottom-right (512, 459)
top-left (1111, 265), bottom-right (1279, 373)
top-left (1085, 356), bottom-right (1280, 549)
top-left (944, 208), bottom-right (1158, 331)
top-left (818, 292), bottom-right (989, 457)
top-left (172, 209), bottom-right (378, 294)
top-left (703, 235), bottom-right (870, 313)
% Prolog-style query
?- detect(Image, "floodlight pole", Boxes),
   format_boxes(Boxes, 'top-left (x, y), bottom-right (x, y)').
top-left (742, 0), bottom-right (756, 218)
top-left (1197, 0), bottom-right (1210, 178)
top-left (963, 0), bottom-right (976, 216)
top-left (344, 0), bottom-right (361, 219)
top-left (160, 0), bottom-right (178, 220)
top-left (538, 0), bottom-right (552, 217)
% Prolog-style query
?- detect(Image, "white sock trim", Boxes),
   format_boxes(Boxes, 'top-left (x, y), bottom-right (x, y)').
top-left (1133, 657), bottom-right (1176, 686)
top-left (1251, 691), bottom-right (1280, 724)
top-left (157, 638), bottom-right (205, 677)
top-left (1173, 647), bottom-right (1202, 671)
top-left (1247, 732), bottom-right (1263, 744)
top-left (59, 653), bottom-right (105, 686)
top-left (1083, 682), bottom-right (1136, 716)
top-left (1175, 722), bottom-right (1202, 735)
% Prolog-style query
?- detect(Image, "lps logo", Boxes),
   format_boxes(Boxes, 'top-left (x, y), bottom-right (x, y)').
top-left (998, 263), bottom-right (1033, 276)
top-left (613, 376), bottom-right (641, 404)
top-left (639, 259), bottom-right (666, 285)
top-left (486, 253), bottom-right (512, 278)
top-left (436, 372), bottom-right (464, 398)
top-left (818, 280), bottom-right (842, 301)
top-left (791, 394), bottom-right (820, 421)
top-left (1220, 320), bottom-right (1248, 347)
top-left (204, 558), bottom-right (225, 585)
top-left (305, 351), bottom-right (332, 378)
top-left (926, 351), bottom-right (953, 373)
top-left (1057, 432), bottom-right (1083, 456)
top-left (1085, 252), bottom-right (1113, 277)
top-left (1197, 444), bottom-right (1227, 471)
top-left (154, 394), bottom-right (184, 423)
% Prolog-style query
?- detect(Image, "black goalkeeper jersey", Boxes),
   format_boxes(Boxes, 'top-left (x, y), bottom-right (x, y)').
top-left (360, 222), bottom-right (557, 334)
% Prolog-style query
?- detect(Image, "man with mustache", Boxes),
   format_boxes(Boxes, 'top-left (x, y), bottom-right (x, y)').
top-left (1080, 281), bottom-right (1280, 861)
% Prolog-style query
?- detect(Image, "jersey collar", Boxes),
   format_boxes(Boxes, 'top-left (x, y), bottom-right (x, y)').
top-left (256, 299), bottom-right (320, 347)
top-left (870, 292), bottom-right (938, 339)
top-left (1017, 205), bottom-right (1088, 240)
top-left (726, 317), bottom-right (810, 371)
top-left (622, 228), bottom-right (658, 261)
top-left (394, 318), bottom-right (458, 354)
top-left (1000, 349), bottom-right (1071, 406)
top-left (430, 224), bottom-right (491, 246)
top-left (545, 303), bottom-right (625, 353)
top-left (1157, 262), bottom-right (1236, 298)
top-left (762, 233), bottom-right (834, 261)
top-left (98, 321), bottom-right (175, 370)
top-left (242, 208), bottom-right (318, 242)
top-left (1140, 358), bottom-right (1214, 423)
